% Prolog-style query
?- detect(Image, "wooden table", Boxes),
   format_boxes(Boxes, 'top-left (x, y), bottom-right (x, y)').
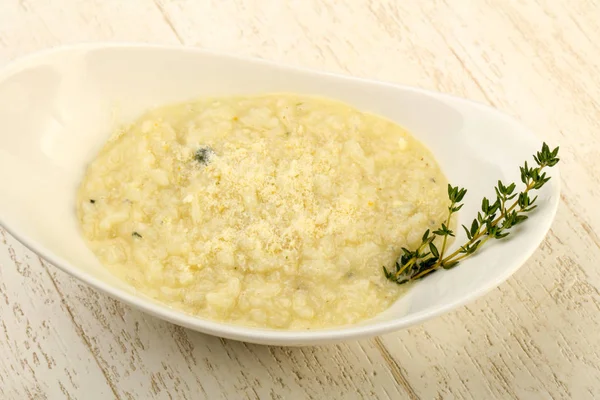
top-left (1, 1), bottom-right (599, 399)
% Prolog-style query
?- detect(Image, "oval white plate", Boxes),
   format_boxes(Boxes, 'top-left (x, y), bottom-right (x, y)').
top-left (0, 44), bottom-right (559, 345)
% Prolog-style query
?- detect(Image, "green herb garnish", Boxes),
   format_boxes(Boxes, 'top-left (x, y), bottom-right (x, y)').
top-left (384, 142), bottom-right (560, 284)
top-left (132, 232), bottom-right (143, 238)
top-left (194, 146), bottom-right (215, 165)
top-left (89, 199), bottom-right (96, 204)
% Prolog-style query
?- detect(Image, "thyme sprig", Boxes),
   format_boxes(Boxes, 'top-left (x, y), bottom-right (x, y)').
top-left (384, 142), bottom-right (560, 284)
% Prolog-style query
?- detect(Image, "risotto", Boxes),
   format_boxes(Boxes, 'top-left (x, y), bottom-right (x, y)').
top-left (77, 94), bottom-right (449, 329)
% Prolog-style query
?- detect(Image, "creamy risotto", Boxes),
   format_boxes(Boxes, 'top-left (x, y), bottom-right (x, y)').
top-left (77, 94), bottom-right (449, 329)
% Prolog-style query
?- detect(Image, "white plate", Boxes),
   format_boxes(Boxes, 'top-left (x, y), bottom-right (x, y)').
top-left (0, 44), bottom-right (559, 345)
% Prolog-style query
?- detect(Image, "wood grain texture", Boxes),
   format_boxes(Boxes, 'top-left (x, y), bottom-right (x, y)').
top-left (1, 0), bottom-right (599, 399)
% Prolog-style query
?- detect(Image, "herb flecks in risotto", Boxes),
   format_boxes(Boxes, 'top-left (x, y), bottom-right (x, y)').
top-left (77, 94), bottom-right (449, 329)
